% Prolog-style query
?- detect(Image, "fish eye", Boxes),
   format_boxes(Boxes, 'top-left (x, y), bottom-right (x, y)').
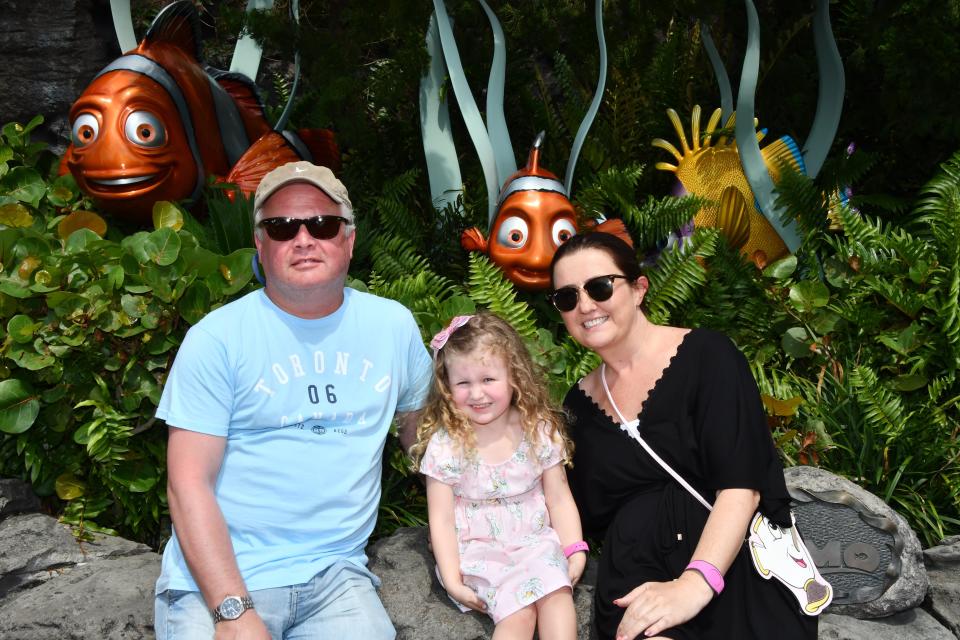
top-left (124, 111), bottom-right (166, 148)
top-left (552, 219), bottom-right (577, 246)
top-left (71, 113), bottom-right (100, 147)
top-left (496, 216), bottom-right (528, 249)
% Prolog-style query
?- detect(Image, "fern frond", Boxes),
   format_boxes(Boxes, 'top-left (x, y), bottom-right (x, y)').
top-left (644, 228), bottom-right (720, 325)
top-left (849, 365), bottom-right (907, 439)
top-left (370, 169), bottom-right (425, 246)
top-left (862, 275), bottom-right (929, 319)
top-left (368, 236), bottom-right (458, 304)
top-left (466, 253), bottom-right (538, 339)
top-left (558, 335), bottom-right (601, 388)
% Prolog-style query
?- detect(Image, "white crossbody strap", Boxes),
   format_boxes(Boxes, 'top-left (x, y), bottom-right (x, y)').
top-left (600, 364), bottom-right (714, 512)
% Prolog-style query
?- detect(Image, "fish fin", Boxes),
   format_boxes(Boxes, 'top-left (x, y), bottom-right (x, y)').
top-left (461, 227), bottom-right (488, 253)
top-left (295, 129), bottom-right (342, 174)
top-left (716, 186), bottom-right (751, 250)
top-left (591, 218), bottom-right (634, 247)
top-left (223, 132), bottom-right (302, 194)
top-left (142, 1), bottom-right (203, 62)
top-left (57, 153), bottom-right (70, 176)
top-left (761, 135), bottom-right (807, 179)
top-left (207, 68), bottom-right (272, 142)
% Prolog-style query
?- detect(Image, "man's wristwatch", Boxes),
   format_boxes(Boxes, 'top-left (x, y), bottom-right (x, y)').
top-left (212, 594), bottom-right (255, 623)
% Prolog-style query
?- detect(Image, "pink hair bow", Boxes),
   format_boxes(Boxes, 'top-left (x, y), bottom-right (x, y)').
top-left (430, 315), bottom-right (474, 354)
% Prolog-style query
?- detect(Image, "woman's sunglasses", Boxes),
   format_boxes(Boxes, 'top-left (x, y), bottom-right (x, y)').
top-left (257, 215), bottom-right (350, 241)
top-left (548, 274), bottom-right (630, 312)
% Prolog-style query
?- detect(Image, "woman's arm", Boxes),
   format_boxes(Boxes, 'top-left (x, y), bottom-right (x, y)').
top-left (613, 487), bottom-right (759, 640)
top-left (425, 476), bottom-right (486, 611)
top-left (542, 464), bottom-right (587, 585)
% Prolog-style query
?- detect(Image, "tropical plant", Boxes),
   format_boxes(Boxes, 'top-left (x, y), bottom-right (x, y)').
top-left (0, 117), bottom-right (257, 544)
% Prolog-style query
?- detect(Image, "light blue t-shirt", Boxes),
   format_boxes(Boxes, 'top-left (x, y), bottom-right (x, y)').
top-left (154, 287), bottom-right (432, 593)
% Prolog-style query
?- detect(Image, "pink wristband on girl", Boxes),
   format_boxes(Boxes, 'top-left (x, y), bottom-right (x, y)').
top-left (563, 541), bottom-right (589, 558)
top-left (685, 560), bottom-right (724, 595)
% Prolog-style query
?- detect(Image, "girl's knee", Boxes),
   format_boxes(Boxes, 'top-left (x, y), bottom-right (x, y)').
top-left (499, 604), bottom-right (537, 629)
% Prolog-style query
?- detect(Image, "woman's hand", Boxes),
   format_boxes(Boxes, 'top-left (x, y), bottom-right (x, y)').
top-left (445, 579), bottom-right (487, 613)
top-left (612, 572), bottom-right (714, 640)
top-left (567, 551), bottom-right (587, 586)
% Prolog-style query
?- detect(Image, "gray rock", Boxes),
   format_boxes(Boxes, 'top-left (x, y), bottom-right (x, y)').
top-left (369, 526), bottom-right (595, 640)
top-left (0, 0), bottom-right (119, 152)
top-left (0, 552), bottom-right (159, 639)
top-left (923, 535), bottom-right (960, 637)
top-left (785, 466), bottom-right (928, 618)
top-left (0, 479), bottom-right (41, 518)
top-left (79, 531), bottom-right (153, 562)
top-left (818, 608), bottom-right (955, 639)
top-left (0, 513), bottom-right (85, 595)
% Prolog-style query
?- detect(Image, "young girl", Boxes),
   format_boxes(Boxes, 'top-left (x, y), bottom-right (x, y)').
top-left (410, 312), bottom-right (586, 640)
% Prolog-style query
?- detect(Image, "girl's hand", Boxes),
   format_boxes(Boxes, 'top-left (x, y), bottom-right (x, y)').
top-left (446, 580), bottom-right (487, 613)
top-left (612, 571), bottom-right (714, 640)
top-left (567, 551), bottom-right (587, 586)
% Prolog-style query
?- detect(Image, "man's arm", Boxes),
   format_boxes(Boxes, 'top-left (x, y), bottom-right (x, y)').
top-left (396, 410), bottom-right (422, 454)
top-left (166, 427), bottom-right (270, 638)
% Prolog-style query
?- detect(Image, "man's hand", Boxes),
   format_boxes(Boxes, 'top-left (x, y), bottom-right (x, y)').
top-left (214, 610), bottom-right (272, 639)
top-left (567, 551), bottom-right (587, 586)
top-left (612, 571), bottom-right (714, 640)
top-left (444, 579), bottom-right (487, 613)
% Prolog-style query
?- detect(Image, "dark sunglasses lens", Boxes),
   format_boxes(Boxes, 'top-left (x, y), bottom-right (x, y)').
top-left (262, 218), bottom-right (300, 241)
top-left (551, 288), bottom-right (579, 312)
top-left (261, 217), bottom-right (344, 241)
top-left (305, 217), bottom-right (343, 239)
top-left (584, 276), bottom-right (616, 302)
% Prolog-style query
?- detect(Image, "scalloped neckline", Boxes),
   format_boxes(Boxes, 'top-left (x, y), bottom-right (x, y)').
top-left (577, 328), bottom-right (695, 428)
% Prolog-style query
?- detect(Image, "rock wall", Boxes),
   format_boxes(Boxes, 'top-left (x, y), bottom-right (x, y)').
top-left (0, 477), bottom-right (957, 639)
top-left (0, 0), bottom-right (119, 152)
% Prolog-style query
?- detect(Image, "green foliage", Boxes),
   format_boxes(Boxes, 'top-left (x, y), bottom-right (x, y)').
top-left (0, 120), bottom-right (257, 544)
top-left (8, 0), bottom-right (960, 549)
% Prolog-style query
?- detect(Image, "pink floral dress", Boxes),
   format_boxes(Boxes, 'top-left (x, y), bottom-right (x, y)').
top-left (420, 425), bottom-right (572, 623)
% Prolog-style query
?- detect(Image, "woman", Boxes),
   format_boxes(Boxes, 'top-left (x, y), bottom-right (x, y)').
top-left (549, 232), bottom-right (816, 640)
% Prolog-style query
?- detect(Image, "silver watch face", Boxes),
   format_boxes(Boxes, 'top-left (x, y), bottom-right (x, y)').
top-left (219, 596), bottom-right (244, 620)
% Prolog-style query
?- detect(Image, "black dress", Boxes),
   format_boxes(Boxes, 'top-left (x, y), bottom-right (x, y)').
top-left (564, 329), bottom-right (817, 640)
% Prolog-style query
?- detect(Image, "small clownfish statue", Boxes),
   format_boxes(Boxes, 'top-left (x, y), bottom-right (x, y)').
top-left (461, 133), bottom-right (630, 291)
top-left (61, 1), bottom-right (339, 225)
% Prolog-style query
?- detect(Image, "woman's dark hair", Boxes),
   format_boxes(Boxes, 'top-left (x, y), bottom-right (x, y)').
top-left (550, 232), bottom-right (643, 287)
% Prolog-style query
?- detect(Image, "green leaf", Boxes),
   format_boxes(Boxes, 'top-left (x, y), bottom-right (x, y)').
top-left (6, 314), bottom-right (38, 343)
top-left (178, 281), bottom-right (212, 325)
top-left (0, 145), bottom-right (12, 165)
top-left (0, 379), bottom-right (40, 434)
top-left (1, 166), bottom-right (45, 207)
top-left (0, 202), bottom-right (34, 227)
top-left (55, 472), bottom-right (85, 500)
top-left (781, 327), bottom-right (813, 358)
top-left (892, 374), bottom-right (928, 391)
top-left (144, 227), bottom-right (181, 266)
top-left (218, 248), bottom-right (255, 295)
top-left (789, 281), bottom-right (830, 312)
top-left (152, 201), bottom-right (184, 231)
top-left (46, 174), bottom-right (78, 207)
top-left (113, 461), bottom-right (158, 493)
top-left (64, 228), bottom-right (103, 253)
top-left (763, 255), bottom-right (797, 279)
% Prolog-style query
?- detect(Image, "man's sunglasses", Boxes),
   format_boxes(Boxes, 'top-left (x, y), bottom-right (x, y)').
top-left (257, 215), bottom-right (350, 241)
top-left (548, 274), bottom-right (630, 312)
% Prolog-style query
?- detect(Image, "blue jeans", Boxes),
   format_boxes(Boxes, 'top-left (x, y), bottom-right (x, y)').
top-left (154, 559), bottom-right (395, 639)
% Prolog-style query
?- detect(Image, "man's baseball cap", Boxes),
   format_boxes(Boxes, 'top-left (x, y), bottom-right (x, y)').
top-left (253, 161), bottom-right (353, 220)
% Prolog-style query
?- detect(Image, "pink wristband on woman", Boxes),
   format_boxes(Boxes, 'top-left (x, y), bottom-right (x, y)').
top-left (563, 541), bottom-right (589, 558)
top-left (685, 560), bottom-right (724, 595)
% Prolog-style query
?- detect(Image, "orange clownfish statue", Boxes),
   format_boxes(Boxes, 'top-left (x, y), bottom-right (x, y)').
top-left (62, 1), bottom-right (339, 225)
top-left (461, 133), bottom-right (630, 291)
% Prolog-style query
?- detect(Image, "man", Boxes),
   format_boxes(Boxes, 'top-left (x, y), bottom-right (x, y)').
top-left (153, 161), bottom-right (432, 639)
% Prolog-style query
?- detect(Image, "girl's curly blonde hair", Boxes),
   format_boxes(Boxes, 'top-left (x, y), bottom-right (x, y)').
top-left (409, 312), bottom-right (572, 471)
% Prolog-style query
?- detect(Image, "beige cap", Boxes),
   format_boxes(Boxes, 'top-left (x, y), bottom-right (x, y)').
top-left (253, 161), bottom-right (353, 220)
